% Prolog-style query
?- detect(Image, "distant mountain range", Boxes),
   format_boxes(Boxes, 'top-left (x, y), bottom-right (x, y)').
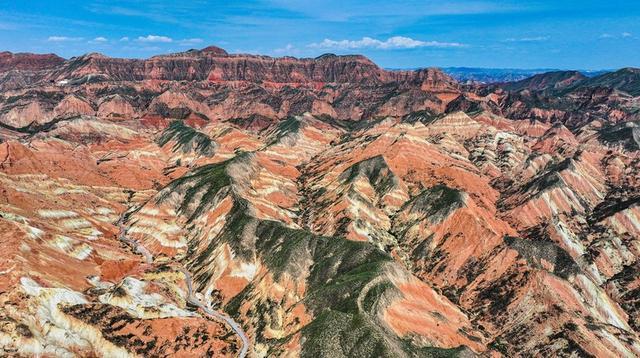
top-left (493, 68), bottom-right (640, 96)
top-left (441, 67), bottom-right (610, 84)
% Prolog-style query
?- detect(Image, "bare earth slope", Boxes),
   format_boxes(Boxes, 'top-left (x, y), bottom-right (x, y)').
top-left (0, 48), bottom-right (639, 357)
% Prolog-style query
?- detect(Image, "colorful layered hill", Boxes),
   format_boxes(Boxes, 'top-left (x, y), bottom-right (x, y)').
top-left (467, 67), bottom-right (640, 128)
top-left (0, 47), bottom-right (639, 357)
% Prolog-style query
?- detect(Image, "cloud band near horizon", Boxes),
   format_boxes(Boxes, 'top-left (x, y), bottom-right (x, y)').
top-left (308, 36), bottom-right (466, 50)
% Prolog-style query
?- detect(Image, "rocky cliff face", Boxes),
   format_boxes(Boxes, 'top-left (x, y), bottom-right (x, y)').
top-left (0, 49), bottom-right (459, 127)
top-left (0, 47), bottom-right (639, 357)
top-left (0, 51), bottom-right (64, 72)
top-left (0, 48), bottom-right (457, 87)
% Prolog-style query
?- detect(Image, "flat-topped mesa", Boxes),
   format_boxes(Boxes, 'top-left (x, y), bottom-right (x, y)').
top-left (390, 67), bottom-right (459, 91)
top-left (0, 46), bottom-right (464, 123)
top-left (22, 46), bottom-right (457, 88)
top-left (197, 51), bottom-right (389, 85)
top-left (0, 51), bottom-right (65, 72)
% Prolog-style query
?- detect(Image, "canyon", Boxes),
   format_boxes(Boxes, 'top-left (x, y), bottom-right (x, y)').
top-left (0, 47), bottom-right (639, 357)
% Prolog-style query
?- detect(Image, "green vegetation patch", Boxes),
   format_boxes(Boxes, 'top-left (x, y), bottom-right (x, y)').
top-left (157, 120), bottom-right (216, 156)
top-left (402, 110), bottom-right (440, 125)
top-left (403, 340), bottom-right (469, 358)
top-left (157, 160), bottom-right (231, 222)
top-left (301, 310), bottom-right (396, 358)
top-left (339, 155), bottom-right (399, 196)
top-left (597, 120), bottom-right (640, 151)
top-left (504, 235), bottom-right (580, 279)
top-left (401, 184), bottom-right (465, 224)
top-left (214, 213), bottom-right (447, 357)
top-left (266, 116), bottom-right (302, 145)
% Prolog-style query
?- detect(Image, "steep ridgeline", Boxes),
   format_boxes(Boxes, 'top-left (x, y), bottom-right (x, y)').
top-left (0, 48), bottom-right (458, 128)
top-left (455, 68), bottom-right (640, 128)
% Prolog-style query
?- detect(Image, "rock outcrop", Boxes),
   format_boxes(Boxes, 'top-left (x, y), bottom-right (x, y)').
top-left (1, 47), bottom-right (639, 357)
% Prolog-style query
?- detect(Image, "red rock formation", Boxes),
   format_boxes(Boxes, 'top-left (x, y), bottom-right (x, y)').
top-left (0, 51), bottom-right (64, 72)
top-left (0, 46), bottom-right (639, 357)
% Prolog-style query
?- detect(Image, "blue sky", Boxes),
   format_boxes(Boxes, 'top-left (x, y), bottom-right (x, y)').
top-left (0, 0), bottom-right (639, 69)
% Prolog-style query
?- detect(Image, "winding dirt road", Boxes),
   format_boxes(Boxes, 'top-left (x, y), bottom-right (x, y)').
top-left (179, 267), bottom-right (250, 358)
top-left (117, 215), bottom-right (250, 358)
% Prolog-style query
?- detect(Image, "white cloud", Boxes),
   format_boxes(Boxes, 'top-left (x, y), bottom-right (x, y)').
top-left (600, 32), bottom-right (633, 39)
top-left (137, 35), bottom-right (173, 43)
top-left (274, 43), bottom-right (296, 54)
top-left (122, 45), bottom-right (161, 52)
top-left (47, 36), bottom-right (83, 42)
top-left (504, 36), bottom-right (549, 42)
top-left (178, 38), bottom-right (204, 45)
top-left (119, 36), bottom-right (130, 42)
top-left (308, 36), bottom-right (465, 50)
top-left (87, 36), bottom-right (108, 44)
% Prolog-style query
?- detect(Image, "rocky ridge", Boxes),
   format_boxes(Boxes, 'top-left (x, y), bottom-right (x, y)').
top-left (0, 47), bottom-right (639, 357)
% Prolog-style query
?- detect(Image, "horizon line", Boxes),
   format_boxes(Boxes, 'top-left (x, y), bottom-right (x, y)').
top-left (0, 47), bottom-right (629, 73)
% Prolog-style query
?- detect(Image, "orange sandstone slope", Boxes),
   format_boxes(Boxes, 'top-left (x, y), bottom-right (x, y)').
top-left (0, 47), bottom-right (639, 357)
